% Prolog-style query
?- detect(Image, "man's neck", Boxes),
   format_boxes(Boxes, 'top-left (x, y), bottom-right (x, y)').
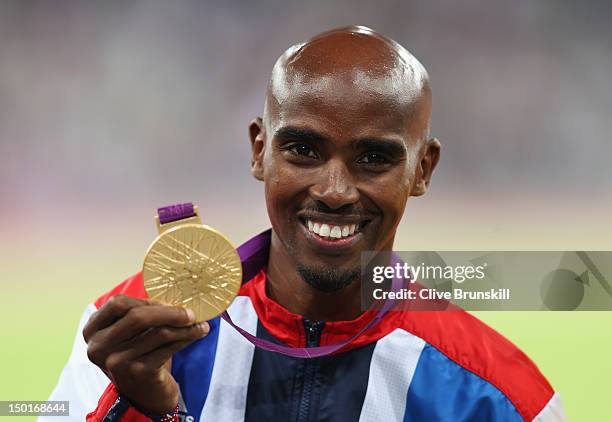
top-left (265, 232), bottom-right (363, 322)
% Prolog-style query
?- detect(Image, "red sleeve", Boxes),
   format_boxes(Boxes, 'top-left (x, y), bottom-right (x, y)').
top-left (86, 383), bottom-right (177, 422)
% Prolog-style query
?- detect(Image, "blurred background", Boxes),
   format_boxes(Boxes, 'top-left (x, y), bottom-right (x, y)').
top-left (1, 0), bottom-right (611, 419)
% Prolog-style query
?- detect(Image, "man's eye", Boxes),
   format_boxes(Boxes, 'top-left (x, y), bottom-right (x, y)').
top-left (288, 143), bottom-right (318, 159)
top-left (358, 152), bottom-right (391, 165)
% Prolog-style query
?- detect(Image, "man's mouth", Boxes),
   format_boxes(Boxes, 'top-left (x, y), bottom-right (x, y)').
top-left (305, 220), bottom-right (358, 239)
top-left (297, 214), bottom-right (372, 251)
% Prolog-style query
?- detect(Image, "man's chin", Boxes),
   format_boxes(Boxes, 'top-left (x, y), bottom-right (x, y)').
top-left (296, 263), bottom-right (360, 293)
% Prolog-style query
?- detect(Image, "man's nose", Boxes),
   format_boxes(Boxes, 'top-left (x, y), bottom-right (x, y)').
top-left (309, 159), bottom-right (359, 210)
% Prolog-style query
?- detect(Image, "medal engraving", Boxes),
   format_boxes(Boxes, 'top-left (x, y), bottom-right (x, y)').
top-left (143, 223), bottom-right (242, 322)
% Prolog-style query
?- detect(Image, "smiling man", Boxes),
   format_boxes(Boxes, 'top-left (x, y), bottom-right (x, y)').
top-left (252, 26), bottom-right (436, 323)
top-left (45, 26), bottom-right (566, 422)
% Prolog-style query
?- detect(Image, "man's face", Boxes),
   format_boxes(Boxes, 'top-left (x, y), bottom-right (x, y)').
top-left (251, 68), bottom-right (436, 292)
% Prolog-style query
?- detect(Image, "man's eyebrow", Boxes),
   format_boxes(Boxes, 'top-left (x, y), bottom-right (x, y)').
top-left (352, 138), bottom-right (407, 156)
top-left (273, 127), bottom-right (327, 145)
top-left (273, 127), bottom-right (407, 156)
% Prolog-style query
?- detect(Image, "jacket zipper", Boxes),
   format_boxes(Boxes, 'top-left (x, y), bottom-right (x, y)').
top-left (296, 319), bottom-right (324, 422)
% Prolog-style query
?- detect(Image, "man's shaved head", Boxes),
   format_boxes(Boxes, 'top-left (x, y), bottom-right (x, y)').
top-left (265, 25), bottom-right (432, 143)
top-left (250, 26), bottom-right (440, 297)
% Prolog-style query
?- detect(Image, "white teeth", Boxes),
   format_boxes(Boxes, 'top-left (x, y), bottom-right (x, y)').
top-left (306, 220), bottom-right (359, 239)
top-left (319, 224), bottom-right (331, 237)
top-left (341, 226), bottom-right (350, 237)
top-left (330, 226), bottom-right (342, 238)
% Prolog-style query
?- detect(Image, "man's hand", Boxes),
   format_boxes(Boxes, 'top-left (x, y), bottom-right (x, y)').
top-left (83, 295), bottom-right (209, 415)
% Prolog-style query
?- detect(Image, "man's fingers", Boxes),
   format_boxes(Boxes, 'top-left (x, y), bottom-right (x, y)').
top-left (105, 321), bottom-right (209, 367)
top-left (137, 338), bottom-right (199, 369)
top-left (99, 304), bottom-right (197, 345)
top-left (130, 321), bottom-right (210, 357)
top-left (83, 295), bottom-right (148, 342)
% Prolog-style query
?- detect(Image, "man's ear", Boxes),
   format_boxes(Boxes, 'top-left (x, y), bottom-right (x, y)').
top-left (249, 117), bottom-right (265, 181)
top-left (411, 137), bottom-right (441, 196)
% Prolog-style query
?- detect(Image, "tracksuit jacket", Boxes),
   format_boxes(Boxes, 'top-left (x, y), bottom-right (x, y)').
top-left (44, 230), bottom-right (566, 421)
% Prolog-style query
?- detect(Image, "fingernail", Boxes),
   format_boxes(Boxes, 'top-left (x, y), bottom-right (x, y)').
top-left (185, 308), bottom-right (196, 322)
top-left (199, 322), bottom-right (210, 335)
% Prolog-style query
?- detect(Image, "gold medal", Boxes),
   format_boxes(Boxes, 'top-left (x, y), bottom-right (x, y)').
top-left (142, 204), bottom-right (242, 322)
